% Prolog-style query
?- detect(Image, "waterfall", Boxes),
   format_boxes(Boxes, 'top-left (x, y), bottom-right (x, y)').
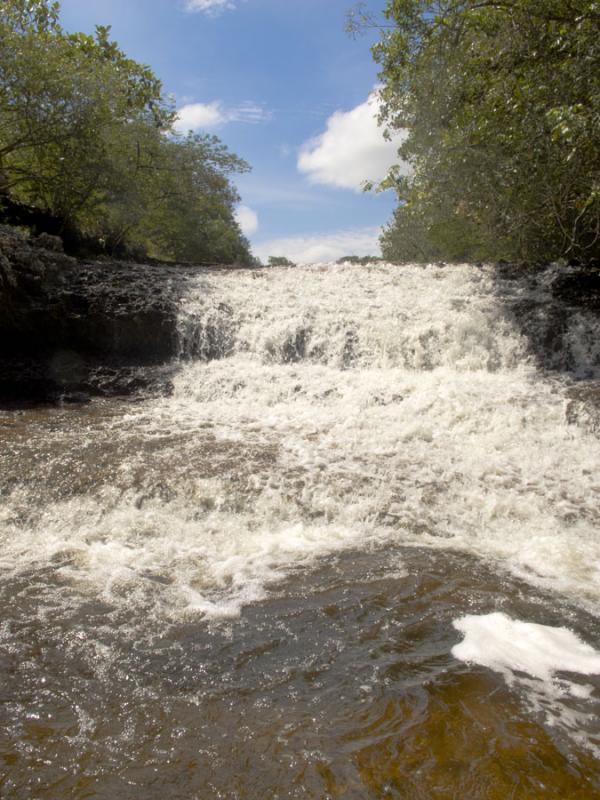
top-left (2, 261), bottom-right (600, 620)
top-left (3, 261), bottom-right (600, 793)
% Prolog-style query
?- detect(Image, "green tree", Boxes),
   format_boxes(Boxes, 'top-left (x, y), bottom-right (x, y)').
top-left (361, 0), bottom-right (600, 263)
top-left (0, 0), bottom-right (252, 264)
top-left (336, 255), bottom-right (381, 264)
top-left (136, 133), bottom-right (251, 263)
top-left (0, 3), bottom-right (167, 217)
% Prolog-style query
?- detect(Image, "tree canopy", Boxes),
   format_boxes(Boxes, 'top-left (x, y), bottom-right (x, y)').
top-left (358, 0), bottom-right (600, 264)
top-left (0, 0), bottom-right (252, 263)
top-left (267, 256), bottom-right (297, 267)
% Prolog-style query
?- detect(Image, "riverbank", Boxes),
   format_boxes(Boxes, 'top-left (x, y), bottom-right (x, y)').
top-left (0, 225), bottom-right (190, 401)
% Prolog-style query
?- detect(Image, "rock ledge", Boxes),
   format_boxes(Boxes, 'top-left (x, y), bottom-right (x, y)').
top-left (0, 226), bottom-right (190, 401)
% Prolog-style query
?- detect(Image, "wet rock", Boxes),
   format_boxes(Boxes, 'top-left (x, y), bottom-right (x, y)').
top-left (493, 262), bottom-right (600, 376)
top-left (0, 225), bottom-right (191, 401)
top-left (282, 327), bottom-right (310, 363)
top-left (565, 385), bottom-right (600, 436)
top-left (33, 233), bottom-right (64, 253)
top-left (60, 391), bottom-right (92, 405)
top-left (551, 268), bottom-right (600, 310)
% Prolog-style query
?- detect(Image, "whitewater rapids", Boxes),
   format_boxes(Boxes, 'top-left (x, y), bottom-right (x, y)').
top-left (3, 260), bottom-right (600, 798)
top-left (1, 260), bottom-right (600, 619)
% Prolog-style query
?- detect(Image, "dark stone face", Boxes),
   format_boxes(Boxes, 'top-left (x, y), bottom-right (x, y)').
top-left (0, 226), bottom-right (187, 401)
top-left (490, 261), bottom-right (600, 377)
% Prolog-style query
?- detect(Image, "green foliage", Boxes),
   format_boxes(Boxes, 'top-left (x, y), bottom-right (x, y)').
top-left (369, 0), bottom-right (600, 263)
top-left (0, 0), bottom-right (252, 264)
top-left (267, 256), bottom-right (296, 267)
top-left (335, 255), bottom-right (382, 264)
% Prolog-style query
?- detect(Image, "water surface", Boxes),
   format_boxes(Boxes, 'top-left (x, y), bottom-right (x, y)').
top-left (1, 262), bottom-right (600, 797)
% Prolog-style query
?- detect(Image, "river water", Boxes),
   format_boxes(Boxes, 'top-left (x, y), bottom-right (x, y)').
top-left (1, 262), bottom-right (600, 798)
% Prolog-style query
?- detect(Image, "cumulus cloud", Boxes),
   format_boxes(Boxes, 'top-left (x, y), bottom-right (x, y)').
top-left (174, 101), bottom-right (269, 133)
top-left (175, 102), bottom-right (224, 131)
top-left (298, 91), bottom-right (407, 191)
top-left (253, 226), bottom-right (382, 264)
top-left (184, 0), bottom-right (236, 15)
top-left (235, 205), bottom-right (259, 236)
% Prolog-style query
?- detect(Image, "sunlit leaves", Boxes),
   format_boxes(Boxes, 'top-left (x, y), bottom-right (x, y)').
top-left (374, 0), bottom-right (600, 263)
top-left (0, 0), bottom-right (252, 264)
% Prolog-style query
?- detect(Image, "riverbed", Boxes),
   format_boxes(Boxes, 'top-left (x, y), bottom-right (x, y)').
top-left (1, 262), bottom-right (599, 797)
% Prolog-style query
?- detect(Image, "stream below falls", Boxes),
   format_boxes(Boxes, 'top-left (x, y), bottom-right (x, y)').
top-left (1, 261), bottom-right (600, 798)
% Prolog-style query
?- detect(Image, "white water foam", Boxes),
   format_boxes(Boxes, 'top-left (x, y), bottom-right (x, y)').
top-left (2, 262), bottom-right (600, 619)
top-left (452, 613), bottom-right (600, 751)
top-left (452, 613), bottom-right (600, 683)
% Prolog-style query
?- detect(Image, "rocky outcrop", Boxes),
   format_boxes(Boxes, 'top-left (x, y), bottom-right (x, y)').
top-left (493, 261), bottom-right (600, 376)
top-left (0, 226), bottom-right (189, 401)
top-left (492, 261), bottom-right (600, 438)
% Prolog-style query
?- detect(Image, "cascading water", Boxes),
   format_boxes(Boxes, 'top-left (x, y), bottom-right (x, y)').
top-left (1, 262), bottom-right (600, 798)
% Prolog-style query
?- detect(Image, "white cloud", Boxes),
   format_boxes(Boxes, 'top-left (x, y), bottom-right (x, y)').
top-left (298, 91), bottom-right (408, 191)
top-left (253, 226), bottom-right (382, 264)
top-left (235, 205), bottom-right (259, 236)
top-left (184, 0), bottom-right (236, 15)
top-left (174, 101), bottom-right (269, 133)
top-left (175, 102), bottom-right (224, 131)
top-left (228, 102), bottom-right (270, 124)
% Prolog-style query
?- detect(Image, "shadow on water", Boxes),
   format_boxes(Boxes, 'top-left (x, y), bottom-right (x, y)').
top-left (490, 263), bottom-right (600, 378)
top-left (491, 262), bottom-right (600, 438)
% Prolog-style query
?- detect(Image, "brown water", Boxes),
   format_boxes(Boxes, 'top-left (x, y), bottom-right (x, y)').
top-left (1, 401), bottom-right (599, 799)
top-left (1, 540), bottom-right (599, 799)
top-left (2, 262), bottom-right (600, 797)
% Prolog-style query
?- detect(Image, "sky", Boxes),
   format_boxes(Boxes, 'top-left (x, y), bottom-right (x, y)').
top-left (58, 0), bottom-right (402, 263)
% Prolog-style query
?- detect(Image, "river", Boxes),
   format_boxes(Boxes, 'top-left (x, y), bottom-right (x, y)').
top-left (1, 261), bottom-right (599, 798)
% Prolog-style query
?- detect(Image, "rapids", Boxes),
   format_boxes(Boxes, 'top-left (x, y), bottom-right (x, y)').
top-left (1, 261), bottom-right (600, 798)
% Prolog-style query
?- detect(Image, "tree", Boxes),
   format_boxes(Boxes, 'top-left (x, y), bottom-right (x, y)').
top-left (362, 0), bottom-right (600, 263)
top-left (267, 256), bottom-right (296, 267)
top-left (0, 4), bottom-right (167, 214)
top-left (135, 133), bottom-right (251, 263)
top-left (0, 0), bottom-right (252, 264)
top-left (336, 255), bottom-right (381, 264)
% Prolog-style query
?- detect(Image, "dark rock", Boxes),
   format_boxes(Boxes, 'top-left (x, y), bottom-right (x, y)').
top-left (34, 233), bottom-right (64, 253)
top-left (492, 262), bottom-right (600, 377)
top-left (0, 225), bottom-right (194, 401)
top-left (60, 391), bottom-right (92, 405)
top-left (551, 268), bottom-right (600, 310)
top-left (565, 385), bottom-right (600, 436)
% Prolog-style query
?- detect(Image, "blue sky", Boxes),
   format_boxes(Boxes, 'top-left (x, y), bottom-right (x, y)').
top-left (59, 0), bottom-right (402, 262)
